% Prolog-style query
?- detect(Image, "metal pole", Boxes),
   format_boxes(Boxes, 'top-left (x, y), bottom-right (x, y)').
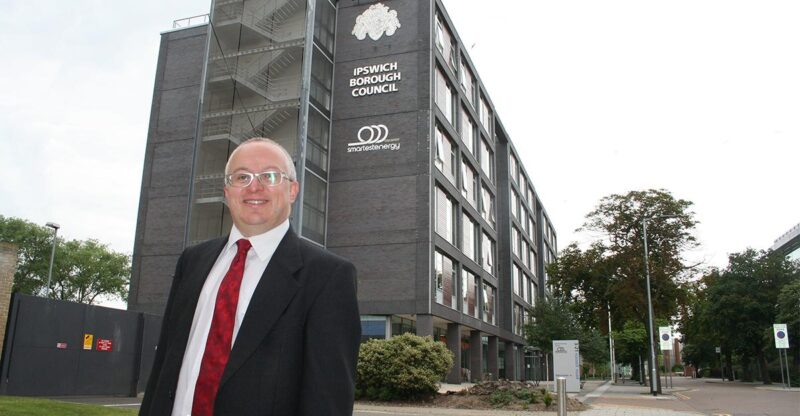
top-left (778, 349), bottom-right (786, 387)
top-left (608, 302), bottom-right (615, 383)
top-left (642, 218), bottom-right (658, 396)
top-left (45, 222), bottom-right (60, 298)
top-left (786, 350), bottom-right (792, 389)
top-left (556, 376), bottom-right (567, 416)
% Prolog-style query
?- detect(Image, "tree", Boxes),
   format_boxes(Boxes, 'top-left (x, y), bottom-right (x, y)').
top-left (524, 297), bottom-right (608, 374)
top-left (776, 278), bottom-right (800, 374)
top-left (0, 215), bottom-right (131, 304)
top-left (701, 249), bottom-right (799, 383)
top-left (547, 189), bottom-right (698, 390)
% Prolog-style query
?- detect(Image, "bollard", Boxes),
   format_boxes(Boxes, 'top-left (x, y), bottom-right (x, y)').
top-left (557, 376), bottom-right (567, 416)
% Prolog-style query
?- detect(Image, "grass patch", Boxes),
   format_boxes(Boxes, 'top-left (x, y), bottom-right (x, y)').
top-left (0, 396), bottom-right (138, 415)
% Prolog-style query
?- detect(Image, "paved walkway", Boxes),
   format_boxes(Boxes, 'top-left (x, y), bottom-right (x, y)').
top-left (355, 379), bottom-right (705, 416)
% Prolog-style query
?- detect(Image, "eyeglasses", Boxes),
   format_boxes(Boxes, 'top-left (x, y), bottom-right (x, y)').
top-left (225, 170), bottom-right (292, 188)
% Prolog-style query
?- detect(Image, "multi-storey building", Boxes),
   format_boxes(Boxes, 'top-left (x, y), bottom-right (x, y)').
top-left (128, 0), bottom-right (557, 383)
top-left (772, 223), bottom-right (800, 262)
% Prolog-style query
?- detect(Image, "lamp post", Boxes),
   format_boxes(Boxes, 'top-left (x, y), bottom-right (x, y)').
top-left (642, 215), bottom-right (676, 396)
top-left (45, 222), bottom-right (60, 298)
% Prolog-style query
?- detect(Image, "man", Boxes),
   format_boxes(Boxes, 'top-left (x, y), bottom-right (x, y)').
top-left (141, 138), bottom-right (361, 416)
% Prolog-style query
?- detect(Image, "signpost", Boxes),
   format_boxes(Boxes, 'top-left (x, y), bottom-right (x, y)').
top-left (773, 324), bottom-right (791, 388)
top-left (659, 327), bottom-right (673, 388)
top-left (552, 340), bottom-right (581, 392)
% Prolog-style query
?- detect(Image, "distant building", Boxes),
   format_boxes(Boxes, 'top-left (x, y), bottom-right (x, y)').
top-left (771, 223), bottom-right (800, 262)
top-left (127, 0), bottom-right (557, 383)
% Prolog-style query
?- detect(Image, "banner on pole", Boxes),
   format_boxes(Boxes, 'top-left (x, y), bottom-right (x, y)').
top-left (659, 326), bottom-right (672, 350)
top-left (773, 324), bottom-right (789, 349)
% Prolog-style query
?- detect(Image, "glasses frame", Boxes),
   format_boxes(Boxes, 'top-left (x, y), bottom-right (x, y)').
top-left (225, 170), bottom-right (293, 188)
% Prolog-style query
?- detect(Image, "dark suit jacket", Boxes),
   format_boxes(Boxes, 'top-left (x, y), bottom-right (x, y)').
top-left (140, 228), bottom-right (361, 415)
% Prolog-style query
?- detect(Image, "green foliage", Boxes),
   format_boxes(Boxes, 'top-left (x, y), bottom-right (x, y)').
top-left (542, 390), bottom-right (553, 407)
top-left (356, 333), bottom-right (453, 401)
top-left (548, 189), bottom-right (697, 341)
top-left (0, 215), bottom-right (131, 304)
top-left (681, 249), bottom-right (800, 383)
top-left (489, 389), bottom-right (513, 406)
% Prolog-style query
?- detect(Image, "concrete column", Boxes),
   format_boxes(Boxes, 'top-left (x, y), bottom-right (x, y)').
top-left (487, 336), bottom-right (499, 380)
top-left (469, 330), bottom-right (482, 382)
top-left (446, 323), bottom-right (462, 383)
top-left (0, 243), bottom-right (18, 358)
top-left (504, 340), bottom-right (517, 380)
top-left (518, 347), bottom-right (526, 381)
top-left (415, 314), bottom-right (434, 337)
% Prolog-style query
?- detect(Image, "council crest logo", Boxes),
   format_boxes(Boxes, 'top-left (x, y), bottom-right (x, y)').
top-left (352, 3), bottom-right (401, 41)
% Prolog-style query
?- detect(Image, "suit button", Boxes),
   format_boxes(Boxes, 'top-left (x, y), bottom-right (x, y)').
top-left (169, 389), bottom-right (175, 399)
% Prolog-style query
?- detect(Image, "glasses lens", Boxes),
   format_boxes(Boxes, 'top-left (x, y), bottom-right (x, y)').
top-left (229, 173), bottom-right (253, 187)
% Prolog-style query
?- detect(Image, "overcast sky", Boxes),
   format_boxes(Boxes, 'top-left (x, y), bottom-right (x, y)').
top-left (1, 1), bottom-right (797, 279)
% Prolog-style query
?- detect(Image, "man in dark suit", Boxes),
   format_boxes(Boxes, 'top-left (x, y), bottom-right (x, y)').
top-left (140, 138), bottom-right (361, 416)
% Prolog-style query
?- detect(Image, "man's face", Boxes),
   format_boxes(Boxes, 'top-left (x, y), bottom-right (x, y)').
top-left (224, 142), bottom-right (299, 237)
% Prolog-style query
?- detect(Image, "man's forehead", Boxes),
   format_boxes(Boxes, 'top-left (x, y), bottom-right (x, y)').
top-left (229, 142), bottom-right (287, 168)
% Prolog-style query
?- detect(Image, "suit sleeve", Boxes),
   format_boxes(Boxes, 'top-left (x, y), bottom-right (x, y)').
top-left (139, 250), bottom-right (186, 415)
top-left (297, 260), bottom-right (361, 416)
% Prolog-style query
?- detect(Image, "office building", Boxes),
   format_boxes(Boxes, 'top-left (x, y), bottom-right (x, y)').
top-left (128, 0), bottom-right (558, 382)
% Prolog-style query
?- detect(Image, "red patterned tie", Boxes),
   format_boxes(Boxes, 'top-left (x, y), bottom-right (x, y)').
top-left (192, 239), bottom-right (252, 416)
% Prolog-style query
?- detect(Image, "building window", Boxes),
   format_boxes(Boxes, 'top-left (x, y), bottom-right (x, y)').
top-left (460, 106), bottom-right (475, 155)
top-left (306, 107), bottom-right (329, 178)
top-left (513, 303), bottom-right (524, 336)
top-left (435, 14), bottom-right (457, 71)
top-left (483, 282), bottom-right (496, 325)
top-left (302, 172), bottom-right (327, 244)
top-left (521, 240), bottom-right (529, 269)
top-left (482, 232), bottom-right (495, 274)
top-left (480, 138), bottom-right (494, 182)
top-left (310, 48), bottom-right (333, 113)
top-left (512, 265), bottom-right (520, 296)
top-left (512, 227), bottom-right (520, 258)
top-left (529, 215), bottom-right (536, 242)
top-left (460, 59), bottom-right (475, 105)
top-left (462, 212), bottom-right (478, 261)
top-left (479, 95), bottom-right (491, 133)
top-left (435, 186), bottom-right (456, 244)
top-left (509, 153), bottom-right (518, 184)
top-left (462, 268), bottom-right (479, 319)
top-left (522, 274), bottom-right (530, 304)
top-left (435, 126), bottom-right (457, 184)
top-left (435, 67), bottom-right (454, 124)
top-left (510, 191), bottom-right (519, 220)
top-left (435, 250), bottom-right (457, 309)
top-left (313, 0), bottom-right (336, 57)
top-left (530, 248), bottom-right (537, 276)
top-left (460, 161), bottom-right (477, 208)
top-left (481, 185), bottom-right (495, 228)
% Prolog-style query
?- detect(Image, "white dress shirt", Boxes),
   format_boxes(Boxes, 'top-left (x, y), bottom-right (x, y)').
top-left (171, 220), bottom-right (290, 416)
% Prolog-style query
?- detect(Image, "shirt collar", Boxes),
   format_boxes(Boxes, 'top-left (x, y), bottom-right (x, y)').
top-left (228, 220), bottom-right (290, 261)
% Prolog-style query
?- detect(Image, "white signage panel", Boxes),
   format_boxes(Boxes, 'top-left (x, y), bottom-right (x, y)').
top-left (659, 326), bottom-right (673, 351)
top-left (773, 324), bottom-right (790, 349)
top-left (552, 340), bottom-right (580, 392)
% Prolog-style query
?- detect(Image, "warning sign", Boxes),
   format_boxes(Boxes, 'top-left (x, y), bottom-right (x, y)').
top-left (83, 334), bottom-right (93, 350)
top-left (97, 338), bottom-right (113, 352)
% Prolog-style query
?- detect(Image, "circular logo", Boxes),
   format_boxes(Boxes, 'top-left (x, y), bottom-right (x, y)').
top-left (356, 124), bottom-right (389, 144)
top-left (777, 330), bottom-right (786, 339)
top-left (661, 334), bottom-right (670, 341)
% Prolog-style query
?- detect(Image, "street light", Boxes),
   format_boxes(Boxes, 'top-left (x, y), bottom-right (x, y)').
top-left (642, 215), bottom-right (676, 396)
top-left (45, 222), bottom-right (60, 298)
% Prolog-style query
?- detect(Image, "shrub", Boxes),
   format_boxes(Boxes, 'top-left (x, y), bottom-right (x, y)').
top-left (489, 389), bottom-right (514, 406)
top-left (356, 333), bottom-right (454, 401)
top-left (543, 390), bottom-right (553, 407)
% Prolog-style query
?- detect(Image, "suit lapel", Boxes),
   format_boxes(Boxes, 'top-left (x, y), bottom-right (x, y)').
top-left (168, 238), bottom-right (227, 360)
top-left (220, 228), bottom-right (303, 385)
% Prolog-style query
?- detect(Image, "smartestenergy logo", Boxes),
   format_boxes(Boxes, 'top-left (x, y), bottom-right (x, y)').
top-left (347, 124), bottom-right (401, 153)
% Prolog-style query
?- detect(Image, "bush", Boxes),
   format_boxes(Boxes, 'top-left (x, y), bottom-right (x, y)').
top-left (356, 333), bottom-right (454, 401)
top-left (542, 390), bottom-right (553, 407)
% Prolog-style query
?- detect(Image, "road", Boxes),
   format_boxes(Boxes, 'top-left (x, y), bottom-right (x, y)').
top-left (584, 376), bottom-right (800, 416)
